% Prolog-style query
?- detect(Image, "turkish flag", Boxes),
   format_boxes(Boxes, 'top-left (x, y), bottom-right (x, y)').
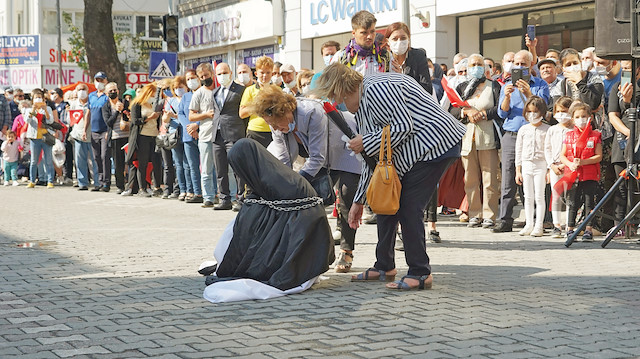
top-left (69, 110), bottom-right (84, 126)
top-left (441, 77), bottom-right (469, 108)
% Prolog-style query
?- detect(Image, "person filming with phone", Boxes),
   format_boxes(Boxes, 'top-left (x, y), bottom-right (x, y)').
top-left (492, 49), bottom-right (550, 233)
top-left (558, 48), bottom-right (604, 114)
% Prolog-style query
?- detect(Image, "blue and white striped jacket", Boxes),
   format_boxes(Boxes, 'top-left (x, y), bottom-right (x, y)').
top-left (354, 72), bottom-right (467, 203)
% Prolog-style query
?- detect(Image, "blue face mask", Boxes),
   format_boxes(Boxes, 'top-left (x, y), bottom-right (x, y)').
top-left (467, 66), bottom-right (485, 79)
top-left (163, 89), bottom-right (173, 97)
top-left (323, 55), bottom-right (333, 66)
top-left (288, 121), bottom-right (296, 133)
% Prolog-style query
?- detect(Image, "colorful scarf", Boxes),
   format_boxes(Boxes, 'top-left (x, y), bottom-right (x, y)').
top-left (341, 38), bottom-right (389, 72)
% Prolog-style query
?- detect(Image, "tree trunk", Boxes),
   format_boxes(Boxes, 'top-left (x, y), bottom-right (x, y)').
top-left (83, 0), bottom-right (126, 94)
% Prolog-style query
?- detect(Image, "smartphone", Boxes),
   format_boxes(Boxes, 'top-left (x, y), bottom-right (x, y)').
top-left (527, 25), bottom-right (536, 41)
top-left (512, 68), bottom-right (530, 84)
top-left (621, 71), bottom-right (632, 87)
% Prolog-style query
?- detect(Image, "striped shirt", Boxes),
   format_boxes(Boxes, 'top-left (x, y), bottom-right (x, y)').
top-left (354, 73), bottom-right (467, 203)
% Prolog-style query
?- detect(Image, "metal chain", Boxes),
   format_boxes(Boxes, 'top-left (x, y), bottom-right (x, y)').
top-left (244, 197), bottom-right (323, 212)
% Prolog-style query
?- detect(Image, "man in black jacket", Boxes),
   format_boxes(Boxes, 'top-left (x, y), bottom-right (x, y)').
top-left (212, 62), bottom-right (247, 210)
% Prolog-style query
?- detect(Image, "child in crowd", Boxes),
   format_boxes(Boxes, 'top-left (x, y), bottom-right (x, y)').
top-left (560, 101), bottom-right (602, 241)
top-left (544, 97), bottom-right (574, 238)
top-left (1, 130), bottom-right (22, 186)
top-left (515, 96), bottom-right (550, 237)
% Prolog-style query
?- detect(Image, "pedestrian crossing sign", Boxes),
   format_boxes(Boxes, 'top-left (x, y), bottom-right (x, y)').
top-left (149, 51), bottom-right (177, 79)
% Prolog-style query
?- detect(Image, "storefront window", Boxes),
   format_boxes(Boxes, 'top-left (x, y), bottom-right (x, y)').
top-left (136, 16), bottom-right (146, 36)
top-left (43, 11), bottom-right (76, 34)
top-left (149, 16), bottom-right (163, 39)
top-left (236, 45), bottom-right (276, 68)
top-left (483, 14), bottom-right (523, 33)
top-left (528, 4), bottom-right (594, 26)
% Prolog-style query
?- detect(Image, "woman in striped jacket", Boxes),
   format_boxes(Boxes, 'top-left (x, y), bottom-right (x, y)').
top-left (314, 63), bottom-right (466, 290)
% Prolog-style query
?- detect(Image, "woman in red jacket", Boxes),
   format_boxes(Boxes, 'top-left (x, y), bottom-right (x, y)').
top-left (559, 101), bottom-right (602, 242)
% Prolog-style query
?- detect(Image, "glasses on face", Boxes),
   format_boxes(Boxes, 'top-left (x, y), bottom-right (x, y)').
top-left (15, 95), bottom-right (24, 99)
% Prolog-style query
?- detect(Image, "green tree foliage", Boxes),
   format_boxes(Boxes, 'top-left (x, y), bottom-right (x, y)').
top-left (62, 12), bottom-right (88, 71)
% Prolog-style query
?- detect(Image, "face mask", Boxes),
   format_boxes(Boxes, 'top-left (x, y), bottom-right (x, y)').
top-left (526, 112), bottom-right (542, 124)
top-left (581, 59), bottom-right (593, 72)
top-left (574, 117), bottom-right (589, 129)
top-left (564, 64), bottom-right (581, 73)
top-left (187, 79), bottom-right (200, 90)
top-left (175, 87), bottom-right (187, 97)
top-left (285, 80), bottom-right (296, 89)
top-left (238, 73), bottom-right (251, 85)
top-left (288, 121), bottom-right (295, 133)
top-left (201, 77), bottom-right (214, 87)
top-left (323, 55), bottom-right (333, 66)
top-left (216, 73), bottom-right (232, 87)
top-left (95, 81), bottom-right (106, 91)
top-left (301, 85), bottom-right (310, 95)
top-left (554, 112), bottom-right (571, 124)
top-left (163, 89), bottom-right (173, 98)
top-left (271, 75), bottom-right (283, 86)
top-left (33, 98), bottom-right (43, 104)
top-left (6, 94), bottom-right (13, 101)
top-left (51, 94), bottom-right (58, 101)
top-left (595, 65), bottom-right (609, 76)
top-left (467, 66), bottom-right (485, 80)
top-left (108, 92), bottom-right (118, 100)
top-left (503, 62), bottom-right (513, 74)
top-left (388, 40), bottom-right (409, 55)
top-left (77, 90), bottom-right (88, 100)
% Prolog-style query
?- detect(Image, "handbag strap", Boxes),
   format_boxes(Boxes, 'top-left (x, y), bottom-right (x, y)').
top-left (378, 125), bottom-right (392, 163)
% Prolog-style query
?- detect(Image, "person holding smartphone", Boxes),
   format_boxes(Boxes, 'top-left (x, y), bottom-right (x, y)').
top-left (102, 82), bottom-right (127, 194)
top-left (559, 48), bottom-right (604, 113)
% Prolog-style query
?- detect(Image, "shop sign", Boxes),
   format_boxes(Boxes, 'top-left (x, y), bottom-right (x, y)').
top-left (236, 45), bottom-right (275, 67)
top-left (301, 0), bottom-right (402, 39)
top-left (184, 54), bottom-right (227, 70)
top-left (0, 35), bottom-right (40, 66)
top-left (180, 0), bottom-right (277, 51)
top-left (42, 66), bottom-right (91, 88)
top-left (126, 72), bottom-right (152, 88)
top-left (0, 66), bottom-right (42, 91)
top-left (112, 15), bottom-right (133, 34)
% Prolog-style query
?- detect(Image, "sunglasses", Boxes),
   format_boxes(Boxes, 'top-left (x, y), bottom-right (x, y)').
top-left (15, 95), bottom-right (24, 98)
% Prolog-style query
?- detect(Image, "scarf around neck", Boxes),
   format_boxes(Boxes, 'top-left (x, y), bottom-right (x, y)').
top-left (342, 38), bottom-right (388, 72)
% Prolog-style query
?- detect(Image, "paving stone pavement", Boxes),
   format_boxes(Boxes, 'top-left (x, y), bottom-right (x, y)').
top-left (1, 185), bottom-right (640, 358)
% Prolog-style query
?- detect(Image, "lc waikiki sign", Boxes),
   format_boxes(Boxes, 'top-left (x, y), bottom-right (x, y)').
top-left (301, 0), bottom-right (402, 39)
top-left (179, 0), bottom-right (281, 52)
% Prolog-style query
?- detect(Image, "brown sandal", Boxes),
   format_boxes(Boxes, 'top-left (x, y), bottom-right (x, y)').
top-left (335, 251), bottom-right (353, 273)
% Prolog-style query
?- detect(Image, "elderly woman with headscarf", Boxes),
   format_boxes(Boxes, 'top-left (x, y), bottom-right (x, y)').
top-left (315, 63), bottom-right (466, 290)
top-left (449, 53), bottom-right (502, 229)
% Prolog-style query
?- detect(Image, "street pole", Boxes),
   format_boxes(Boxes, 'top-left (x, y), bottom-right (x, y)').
top-left (56, 0), bottom-right (63, 88)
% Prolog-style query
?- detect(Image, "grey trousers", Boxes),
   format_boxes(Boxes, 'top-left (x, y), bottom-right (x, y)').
top-left (213, 131), bottom-right (243, 201)
top-left (498, 132), bottom-right (518, 224)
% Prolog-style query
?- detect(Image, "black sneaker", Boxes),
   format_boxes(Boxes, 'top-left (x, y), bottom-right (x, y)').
top-left (582, 230), bottom-right (594, 242)
top-left (551, 227), bottom-right (563, 238)
top-left (566, 229), bottom-right (577, 241)
top-left (91, 186), bottom-right (101, 192)
top-left (201, 200), bottom-right (214, 208)
top-left (429, 230), bottom-right (441, 243)
top-left (232, 201), bottom-right (242, 212)
top-left (186, 195), bottom-right (204, 203)
top-left (492, 221), bottom-right (513, 233)
top-left (101, 186), bottom-right (110, 192)
top-left (78, 186), bottom-right (88, 191)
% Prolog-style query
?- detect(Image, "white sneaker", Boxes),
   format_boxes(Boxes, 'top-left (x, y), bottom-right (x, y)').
top-left (530, 226), bottom-right (544, 237)
top-left (120, 189), bottom-right (133, 196)
top-left (12, 181), bottom-right (19, 186)
top-left (519, 225), bottom-right (533, 236)
top-left (332, 230), bottom-right (342, 240)
top-left (3, 181), bottom-right (9, 186)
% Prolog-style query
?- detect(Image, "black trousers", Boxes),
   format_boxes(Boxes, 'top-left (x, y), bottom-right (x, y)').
top-left (246, 130), bottom-right (272, 148)
top-left (135, 135), bottom-right (156, 190)
top-left (63, 135), bottom-right (74, 180)
top-left (91, 131), bottom-right (111, 187)
top-left (213, 131), bottom-right (243, 201)
top-left (567, 180), bottom-right (598, 227)
top-left (111, 137), bottom-right (128, 191)
top-left (375, 156), bottom-right (456, 276)
top-left (161, 147), bottom-right (175, 193)
top-left (613, 162), bottom-right (629, 224)
top-left (424, 189), bottom-right (438, 223)
top-left (330, 170), bottom-right (360, 251)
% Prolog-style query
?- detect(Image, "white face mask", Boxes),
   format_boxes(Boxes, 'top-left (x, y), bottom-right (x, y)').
top-left (581, 59), bottom-right (593, 72)
top-left (285, 80), bottom-right (296, 89)
top-left (7, 94), bottom-right (14, 101)
top-left (33, 98), bottom-right (43, 104)
top-left (271, 75), bottom-right (283, 86)
top-left (595, 65), bottom-right (608, 76)
top-left (301, 85), bottom-right (310, 95)
top-left (323, 55), bottom-right (333, 66)
top-left (564, 64), bottom-right (581, 73)
top-left (51, 94), bottom-right (58, 101)
top-left (238, 73), bottom-right (251, 85)
top-left (554, 112), bottom-right (571, 124)
top-left (388, 39), bottom-right (409, 55)
top-left (95, 81), bottom-right (105, 91)
top-left (526, 112), bottom-right (542, 124)
top-left (174, 87), bottom-right (187, 97)
top-left (574, 117), bottom-right (589, 129)
top-left (187, 78), bottom-right (200, 91)
top-left (216, 73), bottom-right (232, 87)
top-left (77, 90), bottom-right (88, 100)
top-left (503, 62), bottom-right (513, 74)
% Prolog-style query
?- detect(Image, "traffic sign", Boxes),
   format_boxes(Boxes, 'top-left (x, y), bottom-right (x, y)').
top-left (148, 51), bottom-right (177, 79)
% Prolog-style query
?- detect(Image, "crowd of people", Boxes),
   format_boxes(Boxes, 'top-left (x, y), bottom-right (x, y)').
top-left (0, 10), bottom-right (637, 293)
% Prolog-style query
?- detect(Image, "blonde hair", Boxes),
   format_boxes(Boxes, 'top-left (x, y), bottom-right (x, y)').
top-left (296, 70), bottom-right (315, 89)
top-left (312, 63), bottom-right (363, 101)
top-left (247, 85), bottom-right (296, 118)
top-left (196, 62), bottom-right (213, 75)
top-left (255, 56), bottom-right (274, 71)
top-left (131, 82), bottom-right (158, 106)
top-left (569, 101), bottom-right (591, 118)
top-left (172, 75), bottom-right (187, 90)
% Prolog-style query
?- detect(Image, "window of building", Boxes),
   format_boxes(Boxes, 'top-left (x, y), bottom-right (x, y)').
top-left (149, 16), bottom-right (163, 39)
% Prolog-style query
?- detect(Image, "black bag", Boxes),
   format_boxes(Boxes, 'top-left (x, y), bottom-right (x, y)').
top-left (42, 132), bottom-right (56, 146)
top-left (155, 130), bottom-right (179, 150)
top-left (46, 121), bottom-right (64, 131)
top-left (309, 168), bottom-right (336, 206)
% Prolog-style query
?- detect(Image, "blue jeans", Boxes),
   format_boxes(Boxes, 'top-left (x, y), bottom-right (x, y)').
top-left (183, 141), bottom-right (201, 195)
top-left (74, 140), bottom-right (99, 188)
top-left (198, 140), bottom-right (217, 201)
top-left (172, 142), bottom-right (192, 194)
top-left (4, 161), bottom-right (18, 181)
top-left (29, 138), bottom-right (54, 184)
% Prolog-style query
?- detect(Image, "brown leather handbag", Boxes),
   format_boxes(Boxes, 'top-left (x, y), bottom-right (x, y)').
top-left (366, 125), bottom-right (401, 215)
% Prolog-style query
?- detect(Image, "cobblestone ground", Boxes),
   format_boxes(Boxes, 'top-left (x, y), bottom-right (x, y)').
top-left (1, 185), bottom-right (640, 358)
